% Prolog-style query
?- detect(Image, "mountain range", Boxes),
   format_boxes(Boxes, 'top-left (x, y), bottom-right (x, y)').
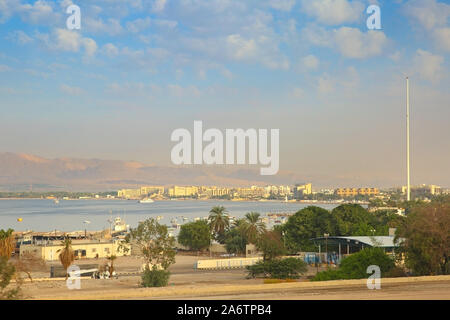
top-left (0, 152), bottom-right (315, 191)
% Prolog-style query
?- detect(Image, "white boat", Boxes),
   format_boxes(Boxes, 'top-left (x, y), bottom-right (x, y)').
top-left (139, 198), bottom-right (154, 203)
top-left (113, 217), bottom-right (129, 233)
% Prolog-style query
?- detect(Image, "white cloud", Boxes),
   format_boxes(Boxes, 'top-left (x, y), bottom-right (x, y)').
top-left (300, 0), bottom-right (364, 25)
top-left (268, 0), bottom-right (296, 12)
top-left (60, 84), bottom-right (83, 95)
top-left (301, 24), bottom-right (334, 47)
top-left (404, 0), bottom-right (450, 30)
top-left (7, 30), bottom-right (33, 44)
top-left (413, 49), bottom-right (445, 83)
top-left (0, 64), bottom-right (12, 72)
top-left (84, 17), bottom-right (124, 36)
top-left (317, 73), bottom-right (335, 93)
top-left (0, 0), bottom-right (21, 23)
top-left (225, 34), bottom-right (289, 70)
top-left (302, 54), bottom-right (320, 70)
top-left (37, 28), bottom-right (97, 57)
top-left (126, 17), bottom-right (151, 33)
top-left (433, 27), bottom-right (450, 52)
top-left (19, 0), bottom-right (61, 25)
top-left (82, 38), bottom-right (98, 57)
top-left (334, 27), bottom-right (387, 58)
top-left (152, 0), bottom-right (167, 13)
top-left (292, 87), bottom-right (305, 98)
top-left (102, 43), bottom-right (119, 56)
top-left (153, 19), bottom-right (178, 29)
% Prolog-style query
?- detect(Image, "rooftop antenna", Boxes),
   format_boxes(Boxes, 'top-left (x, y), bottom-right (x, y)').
top-left (406, 77), bottom-right (411, 202)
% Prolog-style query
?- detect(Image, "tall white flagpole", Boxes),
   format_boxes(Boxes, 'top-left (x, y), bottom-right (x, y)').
top-left (406, 77), bottom-right (411, 201)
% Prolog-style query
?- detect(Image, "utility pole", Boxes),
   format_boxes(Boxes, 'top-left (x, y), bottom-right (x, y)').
top-left (406, 77), bottom-right (411, 202)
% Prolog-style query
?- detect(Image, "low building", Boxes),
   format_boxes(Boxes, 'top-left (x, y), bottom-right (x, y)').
top-left (168, 186), bottom-right (199, 197)
top-left (335, 187), bottom-right (379, 197)
top-left (19, 239), bottom-right (130, 261)
top-left (401, 184), bottom-right (441, 197)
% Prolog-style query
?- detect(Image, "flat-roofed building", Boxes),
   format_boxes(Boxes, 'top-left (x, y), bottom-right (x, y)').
top-left (401, 184), bottom-right (441, 197)
top-left (19, 239), bottom-right (130, 261)
top-left (168, 186), bottom-right (199, 197)
top-left (336, 188), bottom-right (379, 197)
top-left (294, 183), bottom-right (312, 199)
top-left (117, 188), bottom-right (141, 199)
top-left (140, 186), bottom-right (165, 196)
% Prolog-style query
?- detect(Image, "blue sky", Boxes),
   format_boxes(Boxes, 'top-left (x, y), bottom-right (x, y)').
top-left (0, 0), bottom-right (449, 187)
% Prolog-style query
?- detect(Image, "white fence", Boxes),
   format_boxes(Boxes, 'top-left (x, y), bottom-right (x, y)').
top-left (195, 257), bottom-right (263, 270)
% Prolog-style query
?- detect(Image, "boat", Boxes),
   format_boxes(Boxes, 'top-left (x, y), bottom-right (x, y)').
top-left (54, 199), bottom-right (59, 204)
top-left (139, 198), bottom-right (154, 203)
top-left (112, 217), bottom-right (129, 233)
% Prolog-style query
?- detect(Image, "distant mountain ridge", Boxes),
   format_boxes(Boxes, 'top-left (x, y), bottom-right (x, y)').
top-left (0, 152), bottom-right (311, 192)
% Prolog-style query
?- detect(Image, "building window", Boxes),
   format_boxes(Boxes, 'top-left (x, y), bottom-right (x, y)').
top-left (104, 248), bottom-right (110, 253)
top-left (92, 248), bottom-right (97, 253)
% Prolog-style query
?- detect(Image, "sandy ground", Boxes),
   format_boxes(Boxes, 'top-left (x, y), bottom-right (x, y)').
top-left (15, 255), bottom-right (450, 300)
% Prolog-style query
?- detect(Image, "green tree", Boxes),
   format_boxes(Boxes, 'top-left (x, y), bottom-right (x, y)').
top-left (246, 258), bottom-right (307, 279)
top-left (396, 201), bottom-right (450, 275)
top-left (178, 220), bottom-right (211, 251)
top-left (283, 206), bottom-right (336, 252)
top-left (122, 218), bottom-right (176, 271)
top-left (332, 204), bottom-right (375, 236)
top-left (256, 230), bottom-right (286, 261)
top-left (208, 206), bottom-right (230, 242)
top-left (312, 247), bottom-right (395, 281)
top-left (241, 212), bottom-right (266, 244)
top-left (0, 257), bottom-right (20, 300)
top-left (224, 228), bottom-right (247, 255)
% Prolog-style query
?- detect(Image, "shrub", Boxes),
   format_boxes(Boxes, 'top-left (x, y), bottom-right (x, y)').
top-left (384, 266), bottom-right (408, 278)
top-left (310, 269), bottom-right (343, 281)
top-left (247, 258), bottom-right (308, 280)
top-left (141, 267), bottom-right (170, 287)
top-left (0, 257), bottom-right (20, 300)
top-left (312, 248), bottom-right (395, 281)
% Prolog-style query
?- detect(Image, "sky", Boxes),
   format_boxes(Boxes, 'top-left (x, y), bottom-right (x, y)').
top-left (0, 0), bottom-right (449, 188)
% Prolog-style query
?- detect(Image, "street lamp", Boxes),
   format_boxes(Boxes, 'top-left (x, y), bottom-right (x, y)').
top-left (324, 233), bottom-right (329, 264)
top-left (83, 220), bottom-right (91, 238)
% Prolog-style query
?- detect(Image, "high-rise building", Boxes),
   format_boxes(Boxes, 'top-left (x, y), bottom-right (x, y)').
top-left (294, 183), bottom-right (312, 199)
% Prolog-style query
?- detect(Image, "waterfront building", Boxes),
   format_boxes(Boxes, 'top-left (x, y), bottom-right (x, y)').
top-left (294, 183), bottom-right (312, 199)
top-left (168, 186), bottom-right (199, 197)
top-left (401, 184), bottom-right (441, 197)
top-left (335, 188), bottom-right (379, 197)
top-left (20, 239), bottom-right (130, 261)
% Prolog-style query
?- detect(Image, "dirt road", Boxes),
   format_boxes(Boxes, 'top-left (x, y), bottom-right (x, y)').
top-left (18, 255), bottom-right (450, 300)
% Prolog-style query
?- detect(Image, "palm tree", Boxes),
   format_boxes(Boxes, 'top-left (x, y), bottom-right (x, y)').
top-left (57, 236), bottom-right (75, 280)
top-left (0, 229), bottom-right (15, 259)
top-left (242, 212), bottom-right (266, 244)
top-left (208, 206), bottom-right (230, 237)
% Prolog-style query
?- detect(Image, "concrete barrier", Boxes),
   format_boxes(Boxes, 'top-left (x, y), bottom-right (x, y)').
top-left (195, 257), bottom-right (263, 270)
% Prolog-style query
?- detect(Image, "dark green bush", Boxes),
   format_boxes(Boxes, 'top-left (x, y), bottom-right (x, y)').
top-left (384, 266), bottom-right (408, 278)
top-left (312, 248), bottom-right (395, 281)
top-left (247, 258), bottom-right (308, 279)
top-left (141, 267), bottom-right (170, 287)
top-left (310, 268), bottom-right (343, 281)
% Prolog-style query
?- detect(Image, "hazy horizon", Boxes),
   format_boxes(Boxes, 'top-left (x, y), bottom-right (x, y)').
top-left (1, 0), bottom-right (449, 188)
